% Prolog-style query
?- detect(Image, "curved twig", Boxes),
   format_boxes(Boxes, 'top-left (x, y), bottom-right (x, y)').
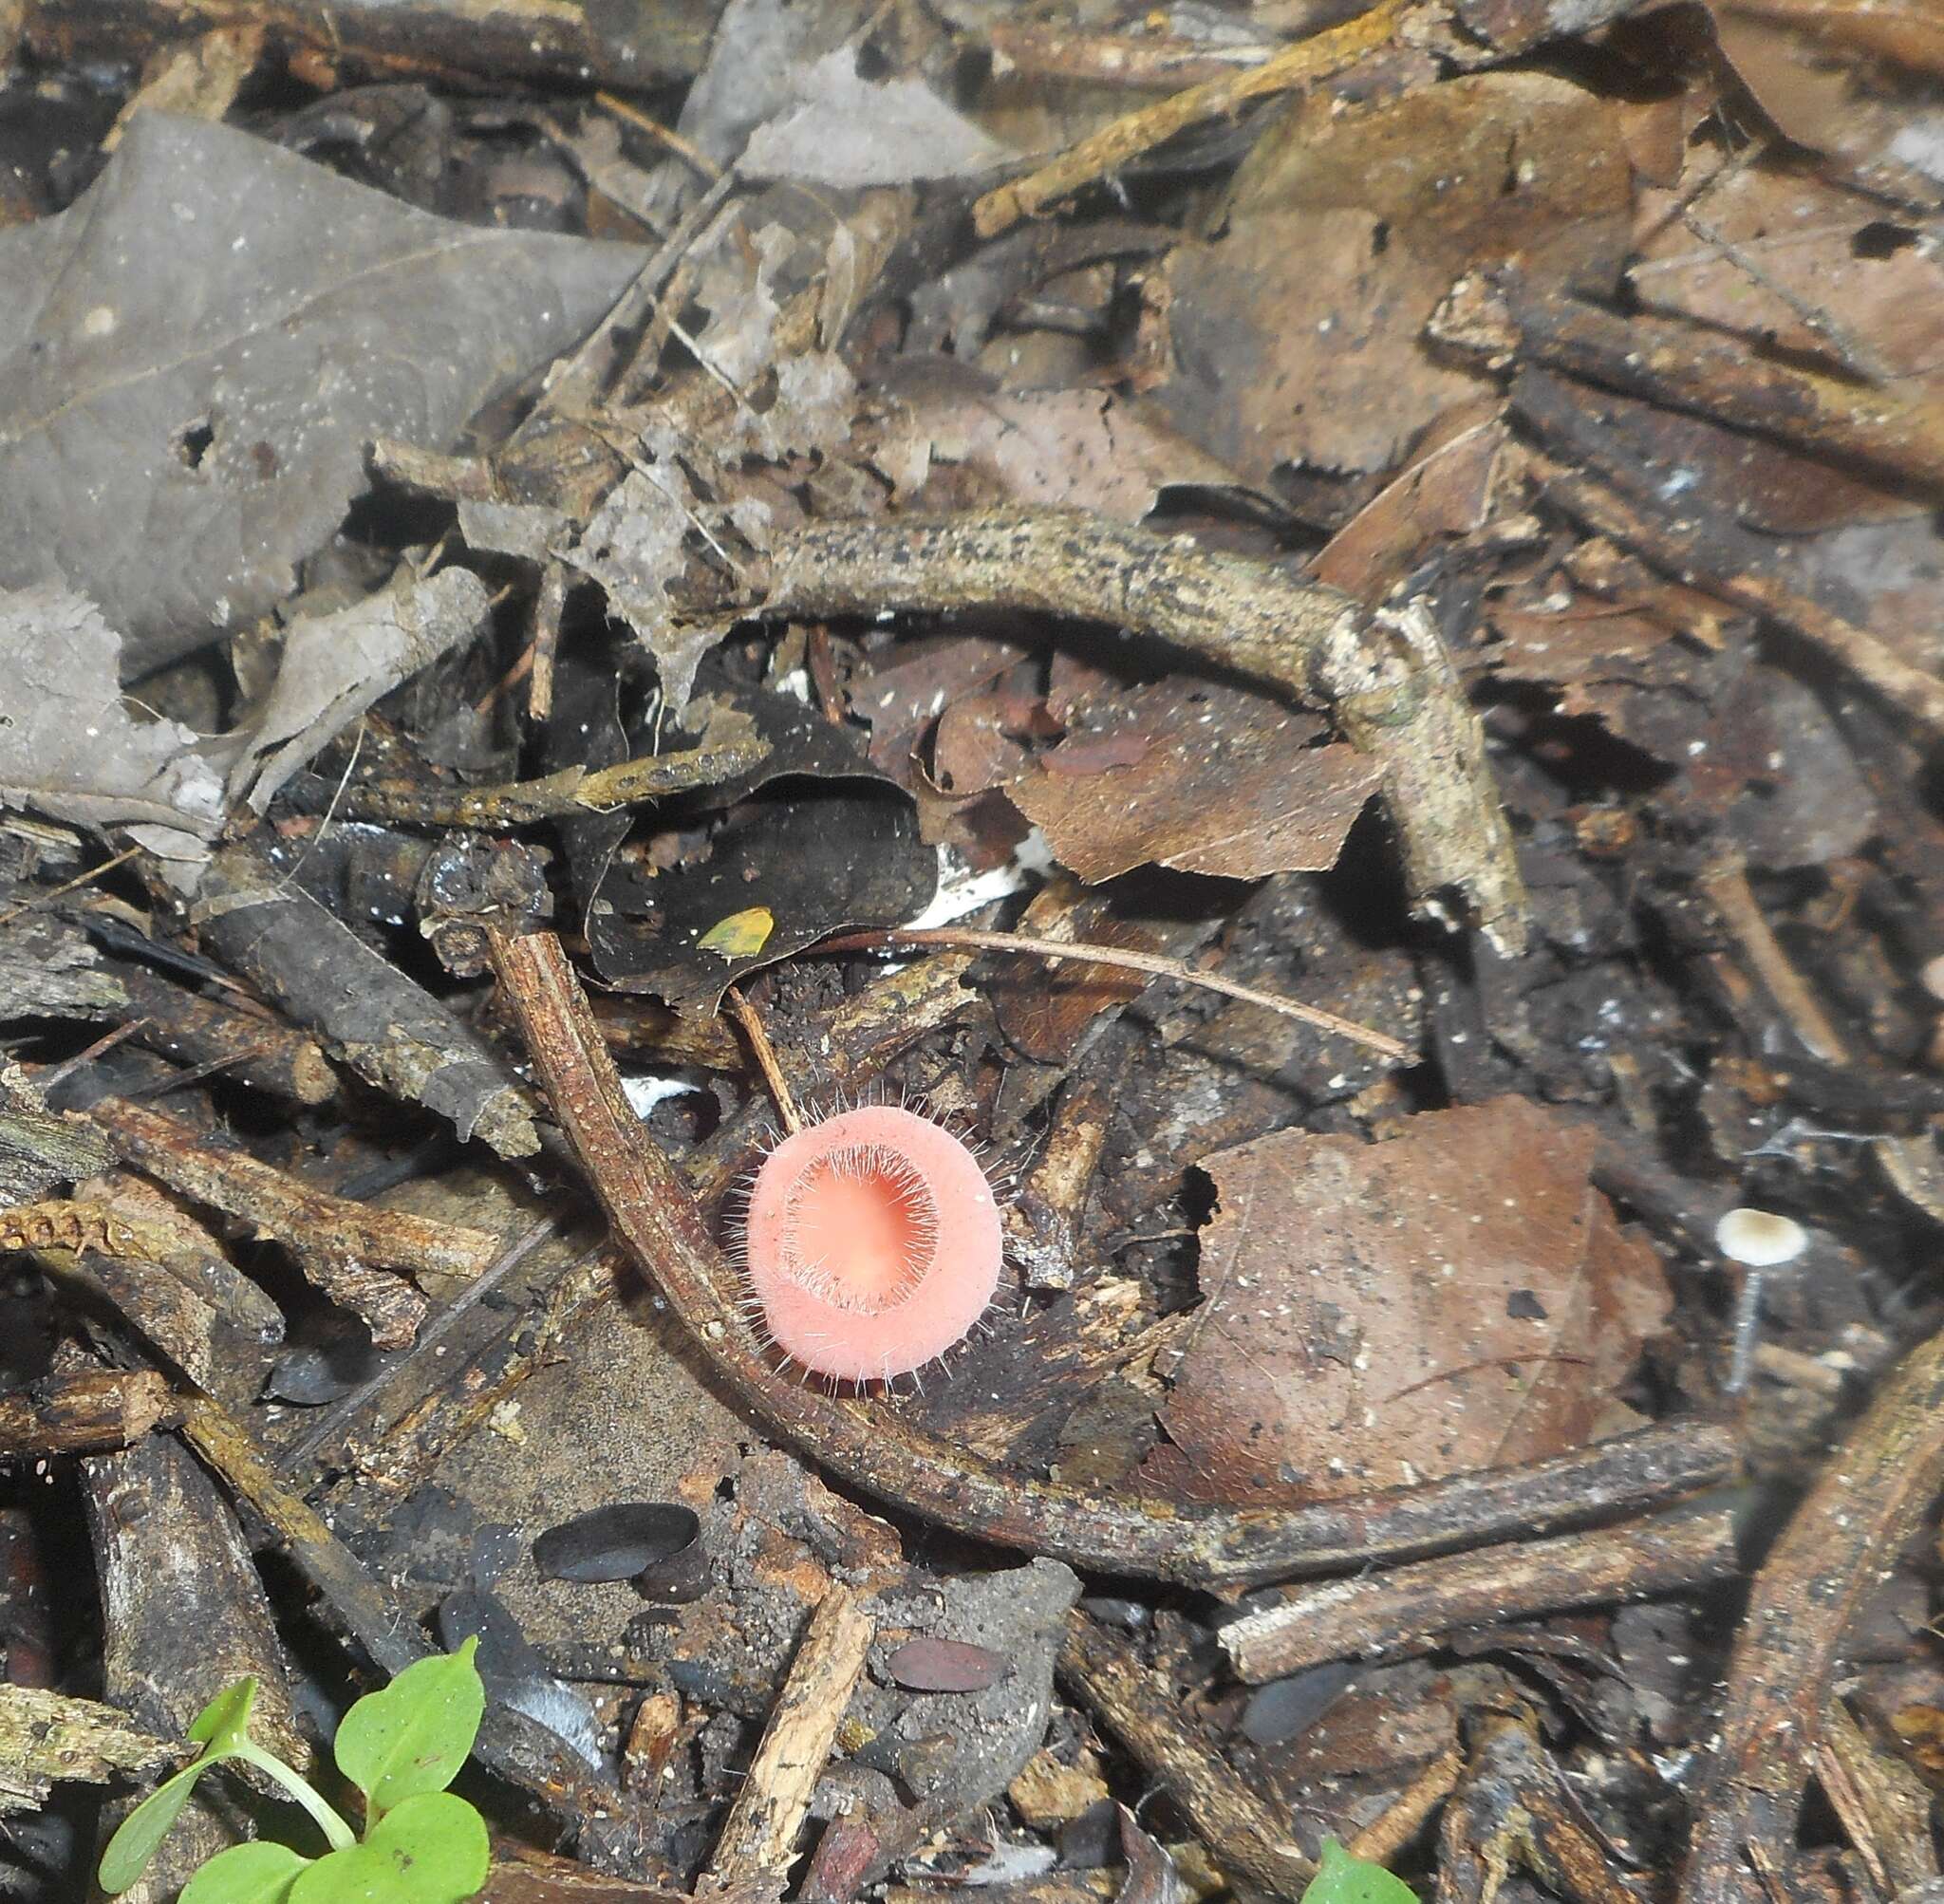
top-left (491, 929), bottom-right (1733, 1588)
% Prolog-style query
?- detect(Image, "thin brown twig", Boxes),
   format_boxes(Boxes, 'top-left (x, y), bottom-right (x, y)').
top-left (1346, 1746), bottom-right (1465, 1869)
top-left (1681, 1319), bottom-right (1944, 1902)
top-left (1059, 1612), bottom-right (1314, 1898)
top-left (811, 926), bottom-right (1412, 1061)
top-left (701, 1584), bottom-right (874, 1894)
top-left (594, 89), bottom-right (724, 181)
top-left (723, 985), bottom-right (803, 1134)
top-left (1526, 451), bottom-right (1944, 746)
top-left (0, 843), bottom-right (142, 928)
top-left (489, 928), bottom-right (1737, 1586)
top-left (972, 0), bottom-right (1421, 236)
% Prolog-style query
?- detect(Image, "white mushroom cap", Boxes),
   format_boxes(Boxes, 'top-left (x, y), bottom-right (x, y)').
top-left (1714, 1207), bottom-right (1808, 1269)
top-left (1922, 954), bottom-right (1944, 1004)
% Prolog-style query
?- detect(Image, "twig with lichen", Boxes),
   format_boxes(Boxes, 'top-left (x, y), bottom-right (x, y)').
top-left (749, 508), bottom-right (1530, 954)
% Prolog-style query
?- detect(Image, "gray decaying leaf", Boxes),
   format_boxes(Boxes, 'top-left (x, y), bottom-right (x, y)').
top-left (739, 48), bottom-right (1017, 188)
top-left (0, 113), bottom-right (642, 677)
top-left (457, 217), bottom-right (857, 716)
top-left (0, 584), bottom-right (223, 858)
top-left (226, 567), bottom-right (494, 812)
top-left (678, 0), bottom-right (874, 166)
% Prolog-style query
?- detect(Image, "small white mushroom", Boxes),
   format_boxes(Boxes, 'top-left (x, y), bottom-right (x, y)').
top-left (1713, 1207), bottom-right (1808, 1394)
top-left (1713, 1207), bottom-right (1808, 1270)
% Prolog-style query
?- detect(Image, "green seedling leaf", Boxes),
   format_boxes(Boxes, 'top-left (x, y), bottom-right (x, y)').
top-left (180, 1840), bottom-right (311, 1904)
top-left (190, 1679), bottom-right (262, 1754)
top-left (1300, 1841), bottom-right (1419, 1904)
top-left (99, 1678), bottom-right (263, 1893)
top-left (333, 1639), bottom-right (485, 1819)
top-left (98, 1761), bottom-right (214, 1894)
top-left (285, 1792), bottom-right (489, 1904)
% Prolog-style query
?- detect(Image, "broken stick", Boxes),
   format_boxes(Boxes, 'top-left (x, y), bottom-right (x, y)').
top-left (490, 926), bottom-right (1734, 1586)
top-left (701, 1584), bottom-right (875, 1896)
top-left (757, 509), bottom-right (1530, 954)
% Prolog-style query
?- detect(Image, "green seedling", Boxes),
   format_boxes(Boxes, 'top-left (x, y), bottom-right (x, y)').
top-left (99, 1638), bottom-right (489, 1904)
top-left (1299, 1839), bottom-right (1420, 1904)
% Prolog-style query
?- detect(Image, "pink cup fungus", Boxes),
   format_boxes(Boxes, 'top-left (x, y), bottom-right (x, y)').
top-left (740, 1104), bottom-right (1002, 1383)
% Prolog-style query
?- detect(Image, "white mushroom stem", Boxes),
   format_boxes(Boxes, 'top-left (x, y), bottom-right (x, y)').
top-left (1714, 1207), bottom-right (1810, 1396)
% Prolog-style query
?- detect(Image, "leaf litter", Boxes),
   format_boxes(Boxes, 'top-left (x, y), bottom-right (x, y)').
top-left (5, 8), bottom-right (1944, 1902)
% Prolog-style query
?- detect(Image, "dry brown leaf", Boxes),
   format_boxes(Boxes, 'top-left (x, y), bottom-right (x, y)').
top-left (852, 633), bottom-right (1033, 783)
top-left (1633, 160), bottom-right (1944, 379)
top-left (1008, 680), bottom-right (1383, 884)
top-left (1311, 413), bottom-right (1508, 600)
top-left (1486, 599), bottom-right (1685, 690)
top-left (1157, 72), bottom-right (1632, 477)
top-left (1707, 9), bottom-right (1944, 192)
top-left (1721, 0), bottom-right (1944, 80)
top-left (1153, 1097), bottom-right (1671, 1505)
top-left (872, 376), bottom-right (1252, 517)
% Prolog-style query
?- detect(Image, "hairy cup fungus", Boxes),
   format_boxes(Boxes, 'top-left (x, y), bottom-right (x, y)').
top-left (740, 1104), bottom-right (1003, 1383)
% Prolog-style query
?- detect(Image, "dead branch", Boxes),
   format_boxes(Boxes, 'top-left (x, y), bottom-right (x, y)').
top-left (1441, 1708), bottom-right (1638, 1904)
top-left (1815, 1699), bottom-right (1939, 1896)
top-left (91, 1094), bottom-right (502, 1347)
top-left (759, 509), bottom-right (1529, 954)
top-left (195, 841), bottom-right (541, 1159)
top-left (701, 1584), bottom-right (875, 1896)
top-left (1680, 1320), bottom-right (1944, 1902)
top-left (971, 0), bottom-right (1420, 237)
top-left (490, 926), bottom-right (1735, 1586)
top-left (1523, 448), bottom-right (1944, 747)
top-left (1222, 1495), bottom-right (1740, 1682)
top-left (20, 0), bottom-right (711, 92)
top-left (1058, 1613), bottom-right (1313, 1898)
top-left (306, 732), bottom-right (770, 829)
top-left (102, 961), bottom-right (335, 1106)
top-left (1441, 271), bottom-right (1944, 498)
top-left (0, 1684), bottom-right (180, 1816)
top-left (0, 1367), bottom-right (179, 1456)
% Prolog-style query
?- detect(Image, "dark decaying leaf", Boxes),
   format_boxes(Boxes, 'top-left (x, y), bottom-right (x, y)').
top-left (531, 1503), bottom-right (702, 1583)
top-left (1239, 1662), bottom-right (1357, 1746)
top-left (1008, 680), bottom-right (1385, 885)
top-left (1152, 1097), bottom-right (1672, 1506)
top-left (0, 112), bottom-right (641, 675)
top-left (884, 1637), bottom-right (1009, 1692)
top-left (581, 690), bottom-right (937, 1011)
top-left (438, 1589), bottom-right (551, 1686)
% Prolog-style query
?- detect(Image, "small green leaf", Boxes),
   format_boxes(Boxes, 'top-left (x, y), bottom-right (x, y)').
top-left (1300, 1840), bottom-right (1419, 1904)
top-left (285, 1793), bottom-right (489, 1904)
top-left (180, 1840), bottom-right (311, 1904)
top-left (99, 1762), bottom-right (210, 1894)
top-left (332, 1640), bottom-right (485, 1818)
top-left (189, 1678), bottom-right (261, 1755)
top-left (99, 1678), bottom-right (263, 1893)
